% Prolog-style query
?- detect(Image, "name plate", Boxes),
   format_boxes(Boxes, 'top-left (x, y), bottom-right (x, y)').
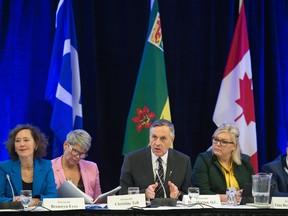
top-left (182, 195), bottom-right (221, 207)
top-left (107, 194), bottom-right (146, 209)
top-left (271, 197), bottom-right (288, 209)
top-left (42, 198), bottom-right (85, 211)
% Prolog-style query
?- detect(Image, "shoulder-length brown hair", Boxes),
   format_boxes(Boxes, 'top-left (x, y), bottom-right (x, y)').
top-left (5, 124), bottom-right (48, 160)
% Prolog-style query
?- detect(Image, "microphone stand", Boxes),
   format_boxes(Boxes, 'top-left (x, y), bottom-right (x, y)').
top-left (6, 175), bottom-right (15, 202)
top-left (155, 168), bottom-right (167, 198)
top-left (150, 169), bottom-right (177, 207)
top-left (0, 175), bottom-right (23, 210)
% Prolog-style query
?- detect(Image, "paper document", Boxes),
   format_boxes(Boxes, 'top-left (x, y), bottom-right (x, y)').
top-left (57, 180), bottom-right (121, 204)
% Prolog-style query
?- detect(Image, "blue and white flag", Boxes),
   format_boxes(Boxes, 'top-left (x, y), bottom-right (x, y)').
top-left (46, 0), bottom-right (82, 157)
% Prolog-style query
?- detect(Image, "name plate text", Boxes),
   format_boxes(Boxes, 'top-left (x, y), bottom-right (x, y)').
top-left (107, 194), bottom-right (146, 209)
top-left (271, 197), bottom-right (288, 209)
top-left (42, 198), bottom-right (85, 211)
top-left (182, 194), bottom-right (221, 207)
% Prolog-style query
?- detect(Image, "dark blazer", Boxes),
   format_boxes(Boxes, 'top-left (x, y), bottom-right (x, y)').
top-left (261, 154), bottom-right (288, 196)
top-left (119, 146), bottom-right (192, 198)
top-left (192, 151), bottom-right (254, 194)
top-left (0, 159), bottom-right (57, 203)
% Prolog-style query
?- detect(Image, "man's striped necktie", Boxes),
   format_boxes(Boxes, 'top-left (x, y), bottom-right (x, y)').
top-left (155, 157), bottom-right (165, 198)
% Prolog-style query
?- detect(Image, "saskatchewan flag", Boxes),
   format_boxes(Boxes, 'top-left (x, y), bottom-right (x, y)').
top-left (122, 0), bottom-right (171, 155)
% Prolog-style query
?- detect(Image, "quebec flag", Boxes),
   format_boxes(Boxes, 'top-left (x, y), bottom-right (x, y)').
top-left (46, 0), bottom-right (82, 157)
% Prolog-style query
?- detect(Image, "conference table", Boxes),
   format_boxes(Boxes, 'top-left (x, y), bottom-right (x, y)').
top-left (0, 204), bottom-right (288, 216)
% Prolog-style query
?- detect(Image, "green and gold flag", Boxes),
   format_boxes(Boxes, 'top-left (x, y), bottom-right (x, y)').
top-left (122, 0), bottom-right (171, 155)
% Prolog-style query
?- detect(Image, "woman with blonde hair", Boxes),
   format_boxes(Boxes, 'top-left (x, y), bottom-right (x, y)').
top-left (192, 123), bottom-right (254, 202)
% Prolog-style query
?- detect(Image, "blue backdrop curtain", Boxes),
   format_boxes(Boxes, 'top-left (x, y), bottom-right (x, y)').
top-left (0, 0), bottom-right (288, 192)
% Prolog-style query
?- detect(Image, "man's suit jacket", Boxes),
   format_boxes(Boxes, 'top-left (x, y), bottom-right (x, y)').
top-left (0, 159), bottom-right (57, 203)
top-left (262, 154), bottom-right (288, 196)
top-left (192, 151), bottom-right (255, 194)
top-left (52, 157), bottom-right (101, 200)
top-left (119, 146), bottom-right (192, 197)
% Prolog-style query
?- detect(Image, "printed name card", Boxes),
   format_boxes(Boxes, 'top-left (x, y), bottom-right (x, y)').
top-left (271, 197), bottom-right (288, 209)
top-left (182, 195), bottom-right (221, 207)
top-left (107, 194), bottom-right (146, 209)
top-left (42, 198), bottom-right (85, 211)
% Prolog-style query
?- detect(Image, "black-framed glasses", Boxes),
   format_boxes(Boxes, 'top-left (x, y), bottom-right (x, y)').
top-left (212, 137), bottom-right (234, 147)
top-left (68, 144), bottom-right (88, 159)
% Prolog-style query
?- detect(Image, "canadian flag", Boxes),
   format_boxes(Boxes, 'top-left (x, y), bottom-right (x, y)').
top-left (213, 2), bottom-right (258, 172)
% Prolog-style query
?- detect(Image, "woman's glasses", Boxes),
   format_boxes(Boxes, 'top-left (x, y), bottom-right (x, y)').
top-left (212, 137), bottom-right (234, 147)
top-left (68, 144), bottom-right (88, 159)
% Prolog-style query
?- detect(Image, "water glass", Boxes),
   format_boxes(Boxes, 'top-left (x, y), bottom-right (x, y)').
top-left (252, 173), bottom-right (272, 205)
top-left (188, 187), bottom-right (200, 203)
top-left (20, 190), bottom-right (32, 211)
top-left (226, 187), bottom-right (237, 205)
top-left (128, 187), bottom-right (139, 195)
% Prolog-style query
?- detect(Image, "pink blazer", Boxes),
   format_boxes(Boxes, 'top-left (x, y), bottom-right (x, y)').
top-left (52, 157), bottom-right (101, 200)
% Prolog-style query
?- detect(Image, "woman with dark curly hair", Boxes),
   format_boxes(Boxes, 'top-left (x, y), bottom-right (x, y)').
top-left (0, 124), bottom-right (57, 205)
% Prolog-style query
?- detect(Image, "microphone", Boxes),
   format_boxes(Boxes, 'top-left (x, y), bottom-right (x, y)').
top-left (155, 168), bottom-right (167, 198)
top-left (150, 169), bottom-right (177, 207)
top-left (0, 175), bottom-right (23, 209)
top-left (6, 174), bottom-right (15, 201)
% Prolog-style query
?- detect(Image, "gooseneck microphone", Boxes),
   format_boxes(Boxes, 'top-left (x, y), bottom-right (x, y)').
top-left (155, 168), bottom-right (167, 198)
top-left (6, 174), bottom-right (15, 201)
top-left (151, 169), bottom-right (177, 207)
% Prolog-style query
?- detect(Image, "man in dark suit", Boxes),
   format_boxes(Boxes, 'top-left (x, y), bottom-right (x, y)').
top-left (119, 119), bottom-right (192, 200)
top-left (262, 147), bottom-right (288, 196)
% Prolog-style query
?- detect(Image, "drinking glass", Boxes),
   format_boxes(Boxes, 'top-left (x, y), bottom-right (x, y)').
top-left (188, 187), bottom-right (200, 203)
top-left (20, 190), bottom-right (32, 211)
top-left (128, 187), bottom-right (140, 195)
top-left (226, 187), bottom-right (238, 205)
top-left (252, 173), bottom-right (272, 205)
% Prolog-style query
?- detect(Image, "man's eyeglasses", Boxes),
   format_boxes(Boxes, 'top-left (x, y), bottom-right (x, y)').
top-left (212, 137), bottom-right (234, 147)
top-left (68, 144), bottom-right (88, 159)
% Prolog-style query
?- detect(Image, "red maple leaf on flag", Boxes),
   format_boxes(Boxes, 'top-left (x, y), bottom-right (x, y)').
top-left (132, 105), bottom-right (156, 132)
top-left (235, 73), bottom-right (255, 125)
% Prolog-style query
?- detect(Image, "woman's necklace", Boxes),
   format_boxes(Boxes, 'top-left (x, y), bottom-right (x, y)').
top-left (64, 167), bottom-right (80, 186)
top-left (20, 162), bottom-right (34, 171)
top-left (63, 164), bottom-right (79, 181)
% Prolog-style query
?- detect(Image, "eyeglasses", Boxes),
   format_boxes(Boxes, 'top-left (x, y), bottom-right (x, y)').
top-left (68, 144), bottom-right (88, 159)
top-left (212, 137), bottom-right (234, 147)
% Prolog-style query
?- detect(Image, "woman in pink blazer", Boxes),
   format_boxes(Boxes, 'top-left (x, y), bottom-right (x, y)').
top-left (52, 129), bottom-right (101, 200)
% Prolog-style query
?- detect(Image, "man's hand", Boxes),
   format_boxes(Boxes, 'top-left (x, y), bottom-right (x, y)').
top-left (145, 182), bottom-right (158, 200)
top-left (168, 181), bottom-right (180, 199)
